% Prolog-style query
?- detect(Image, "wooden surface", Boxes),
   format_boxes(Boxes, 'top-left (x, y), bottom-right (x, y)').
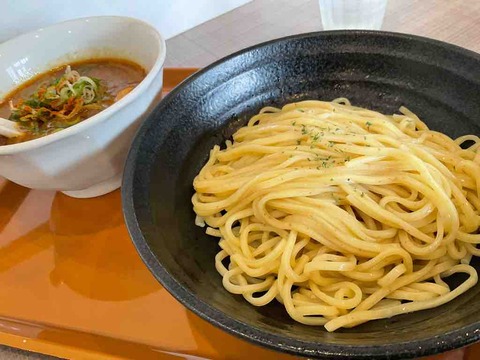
top-left (1, 0), bottom-right (479, 359)
top-left (165, 0), bottom-right (480, 67)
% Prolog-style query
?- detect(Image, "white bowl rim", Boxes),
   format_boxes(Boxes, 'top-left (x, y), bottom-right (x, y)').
top-left (0, 15), bottom-right (166, 155)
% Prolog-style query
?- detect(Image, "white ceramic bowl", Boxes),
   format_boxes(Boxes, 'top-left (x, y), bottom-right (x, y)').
top-left (0, 16), bottom-right (166, 198)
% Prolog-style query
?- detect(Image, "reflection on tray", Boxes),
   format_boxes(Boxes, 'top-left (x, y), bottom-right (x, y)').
top-left (0, 181), bottom-right (54, 274)
top-left (49, 191), bottom-right (160, 301)
top-left (0, 223), bottom-right (51, 274)
top-left (49, 191), bottom-right (124, 235)
top-left (0, 179), bottom-right (30, 233)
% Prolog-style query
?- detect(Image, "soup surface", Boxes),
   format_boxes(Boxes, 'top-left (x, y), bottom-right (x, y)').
top-left (0, 58), bottom-right (146, 145)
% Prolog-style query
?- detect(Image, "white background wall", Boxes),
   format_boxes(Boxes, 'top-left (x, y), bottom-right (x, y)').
top-left (1, 0), bottom-right (251, 42)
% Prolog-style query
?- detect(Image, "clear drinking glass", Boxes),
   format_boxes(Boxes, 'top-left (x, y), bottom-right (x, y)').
top-left (319, 0), bottom-right (388, 30)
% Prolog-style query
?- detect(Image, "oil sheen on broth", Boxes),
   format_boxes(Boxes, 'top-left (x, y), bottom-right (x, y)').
top-left (0, 58), bottom-right (146, 145)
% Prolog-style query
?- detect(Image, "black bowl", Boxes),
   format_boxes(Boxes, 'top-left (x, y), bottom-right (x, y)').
top-left (122, 31), bottom-right (480, 359)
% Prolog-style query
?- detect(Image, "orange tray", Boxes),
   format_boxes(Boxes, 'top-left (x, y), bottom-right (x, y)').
top-left (0, 68), bottom-right (478, 360)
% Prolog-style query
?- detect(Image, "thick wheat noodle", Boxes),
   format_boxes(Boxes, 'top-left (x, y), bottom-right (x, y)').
top-left (191, 99), bottom-right (480, 331)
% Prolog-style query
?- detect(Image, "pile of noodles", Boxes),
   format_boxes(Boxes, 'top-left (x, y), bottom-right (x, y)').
top-left (192, 99), bottom-right (480, 331)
